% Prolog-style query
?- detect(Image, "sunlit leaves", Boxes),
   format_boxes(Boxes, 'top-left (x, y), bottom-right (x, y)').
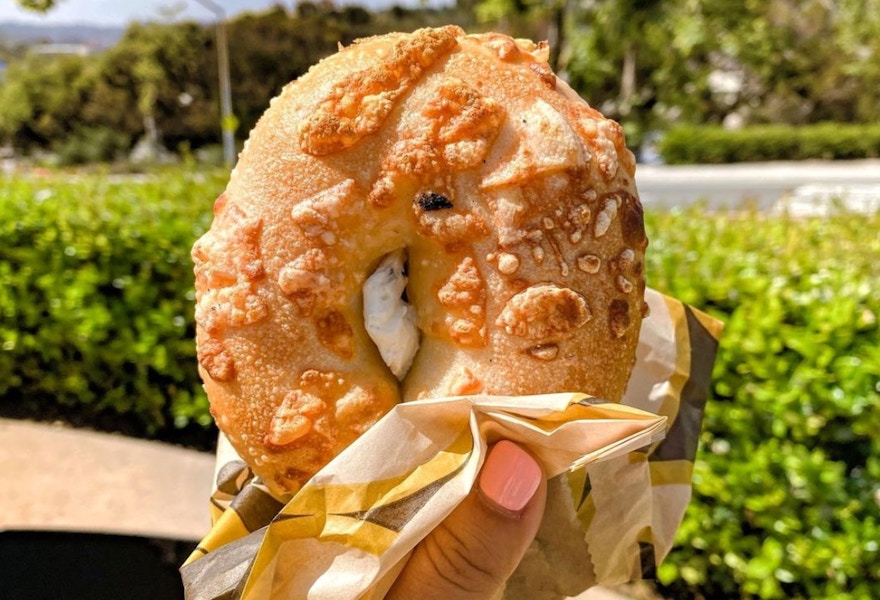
top-left (0, 169), bottom-right (226, 441)
top-left (15, 0), bottom-right (60, 12)
top-left (646, 206), bottom-right (880, 598)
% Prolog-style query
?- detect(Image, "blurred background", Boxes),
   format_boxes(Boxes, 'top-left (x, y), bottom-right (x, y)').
top-left (2, 0), bottom-right (880, 166)
top-left (1, 1), bottom-right (878, 599)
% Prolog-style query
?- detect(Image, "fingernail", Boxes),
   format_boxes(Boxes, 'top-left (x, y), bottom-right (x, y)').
top-left (478, 441), bottom-right (542, 514)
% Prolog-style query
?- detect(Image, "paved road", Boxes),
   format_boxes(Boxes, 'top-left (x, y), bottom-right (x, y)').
top-left (0, 418), bottom-right (215, 541)
top-left (636, 159), bottom-right (880, 211)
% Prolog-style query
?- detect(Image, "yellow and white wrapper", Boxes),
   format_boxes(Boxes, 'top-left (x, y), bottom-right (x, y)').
top-left (181, 289), bottom-right (723, 599)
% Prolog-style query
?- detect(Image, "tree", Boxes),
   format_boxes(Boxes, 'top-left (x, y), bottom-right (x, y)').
top-left (679, 0), bottom-right (880, 124)
top-left (0, 53), bottom-right (95, 148)
top-left (556, 0), bottom-right (880, 145)
top-left (15, 0), bottom-right (60, 10)
top-left (99, 21), bottom-right (216, 150)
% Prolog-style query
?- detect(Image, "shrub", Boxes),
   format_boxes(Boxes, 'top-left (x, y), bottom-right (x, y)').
top-left (659, 123), bottom-right (880, 164)
top-left (0, 169), bottom-right (226, 448)
top-left (646, 206), bottom-right (880, 598)
top-left (53, 127), bottom-right (133, 166)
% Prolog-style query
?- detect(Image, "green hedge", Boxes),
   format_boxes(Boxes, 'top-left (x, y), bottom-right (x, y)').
top-left (659, 123), bottom-right (880, 164)
top-left (2, 170), bottom-right (879, 597)
top-left (646, 207), bottom-right (880, 598)
top-left (0, 169), bottom-right (225, 448)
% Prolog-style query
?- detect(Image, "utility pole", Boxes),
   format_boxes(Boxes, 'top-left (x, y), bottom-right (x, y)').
top-left (192, 0), bottom-right (236, 168)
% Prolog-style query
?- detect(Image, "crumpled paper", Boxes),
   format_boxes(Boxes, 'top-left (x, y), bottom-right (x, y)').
top-left (181, 288), bottom-right (723, 599)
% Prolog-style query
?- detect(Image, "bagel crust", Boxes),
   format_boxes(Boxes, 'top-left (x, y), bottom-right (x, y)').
top-left (193, 26), bottom-right (648, 495)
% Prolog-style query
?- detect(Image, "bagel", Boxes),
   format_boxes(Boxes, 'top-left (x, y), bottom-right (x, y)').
top-left (192, 26), bottom-right (648, 496)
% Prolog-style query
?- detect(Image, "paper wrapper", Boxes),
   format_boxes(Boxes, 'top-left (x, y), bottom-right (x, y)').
top-left (181, 289), bottom-right (723, 599)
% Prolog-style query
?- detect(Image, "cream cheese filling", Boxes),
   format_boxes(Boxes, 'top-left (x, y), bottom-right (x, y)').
top-left (362, 249), bottom-right (419, 381)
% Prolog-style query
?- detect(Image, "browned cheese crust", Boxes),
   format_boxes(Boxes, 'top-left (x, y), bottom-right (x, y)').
top-left (192, 26), bottom-right (648, 495)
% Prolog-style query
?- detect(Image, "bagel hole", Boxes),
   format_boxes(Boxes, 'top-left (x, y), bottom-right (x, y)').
top-left (400, 257), bottom-right (409, 303)
top-left (363, 248), bottom-right (420, 382)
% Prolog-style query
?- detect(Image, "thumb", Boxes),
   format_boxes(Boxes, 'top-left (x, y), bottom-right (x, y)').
top-left (387, 441), bottom-right (547, 600)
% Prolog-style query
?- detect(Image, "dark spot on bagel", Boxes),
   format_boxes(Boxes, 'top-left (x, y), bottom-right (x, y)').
top-left (316, 309), bottom-right (355, 359)
top-left (609, 298), bottom-right (631, 338)
top-left (619, 192), bottom-right (647, 250)
top-left (416, 192), bottom-right (454, 211)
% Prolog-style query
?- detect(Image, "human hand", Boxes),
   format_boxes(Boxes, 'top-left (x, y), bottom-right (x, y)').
top-left (386, 440), bottom-right (547, 600)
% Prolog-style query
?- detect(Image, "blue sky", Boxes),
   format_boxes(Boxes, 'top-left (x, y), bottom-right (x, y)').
top-left (0, 0), bottom-right (437, 26)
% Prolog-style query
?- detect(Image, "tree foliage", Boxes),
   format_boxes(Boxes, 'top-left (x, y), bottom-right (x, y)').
top-left (0, 2), bottom-right (477, 157)
top-left (0, 53), bottom-right (95, 149)
top-left (475, 0), bottom-right (880, 147)
top-left (15, 0), bottom-right (59, 11)
top-left (0, 21), bottom-right (214, 154)
top-left (552, 0), bottom-right (880, 144)
top-left (5, 0), bottom-right (879, 157)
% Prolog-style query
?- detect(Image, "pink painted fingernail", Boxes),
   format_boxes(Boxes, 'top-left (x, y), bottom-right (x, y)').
top-left (478, 441), bottom-right (542, 513)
